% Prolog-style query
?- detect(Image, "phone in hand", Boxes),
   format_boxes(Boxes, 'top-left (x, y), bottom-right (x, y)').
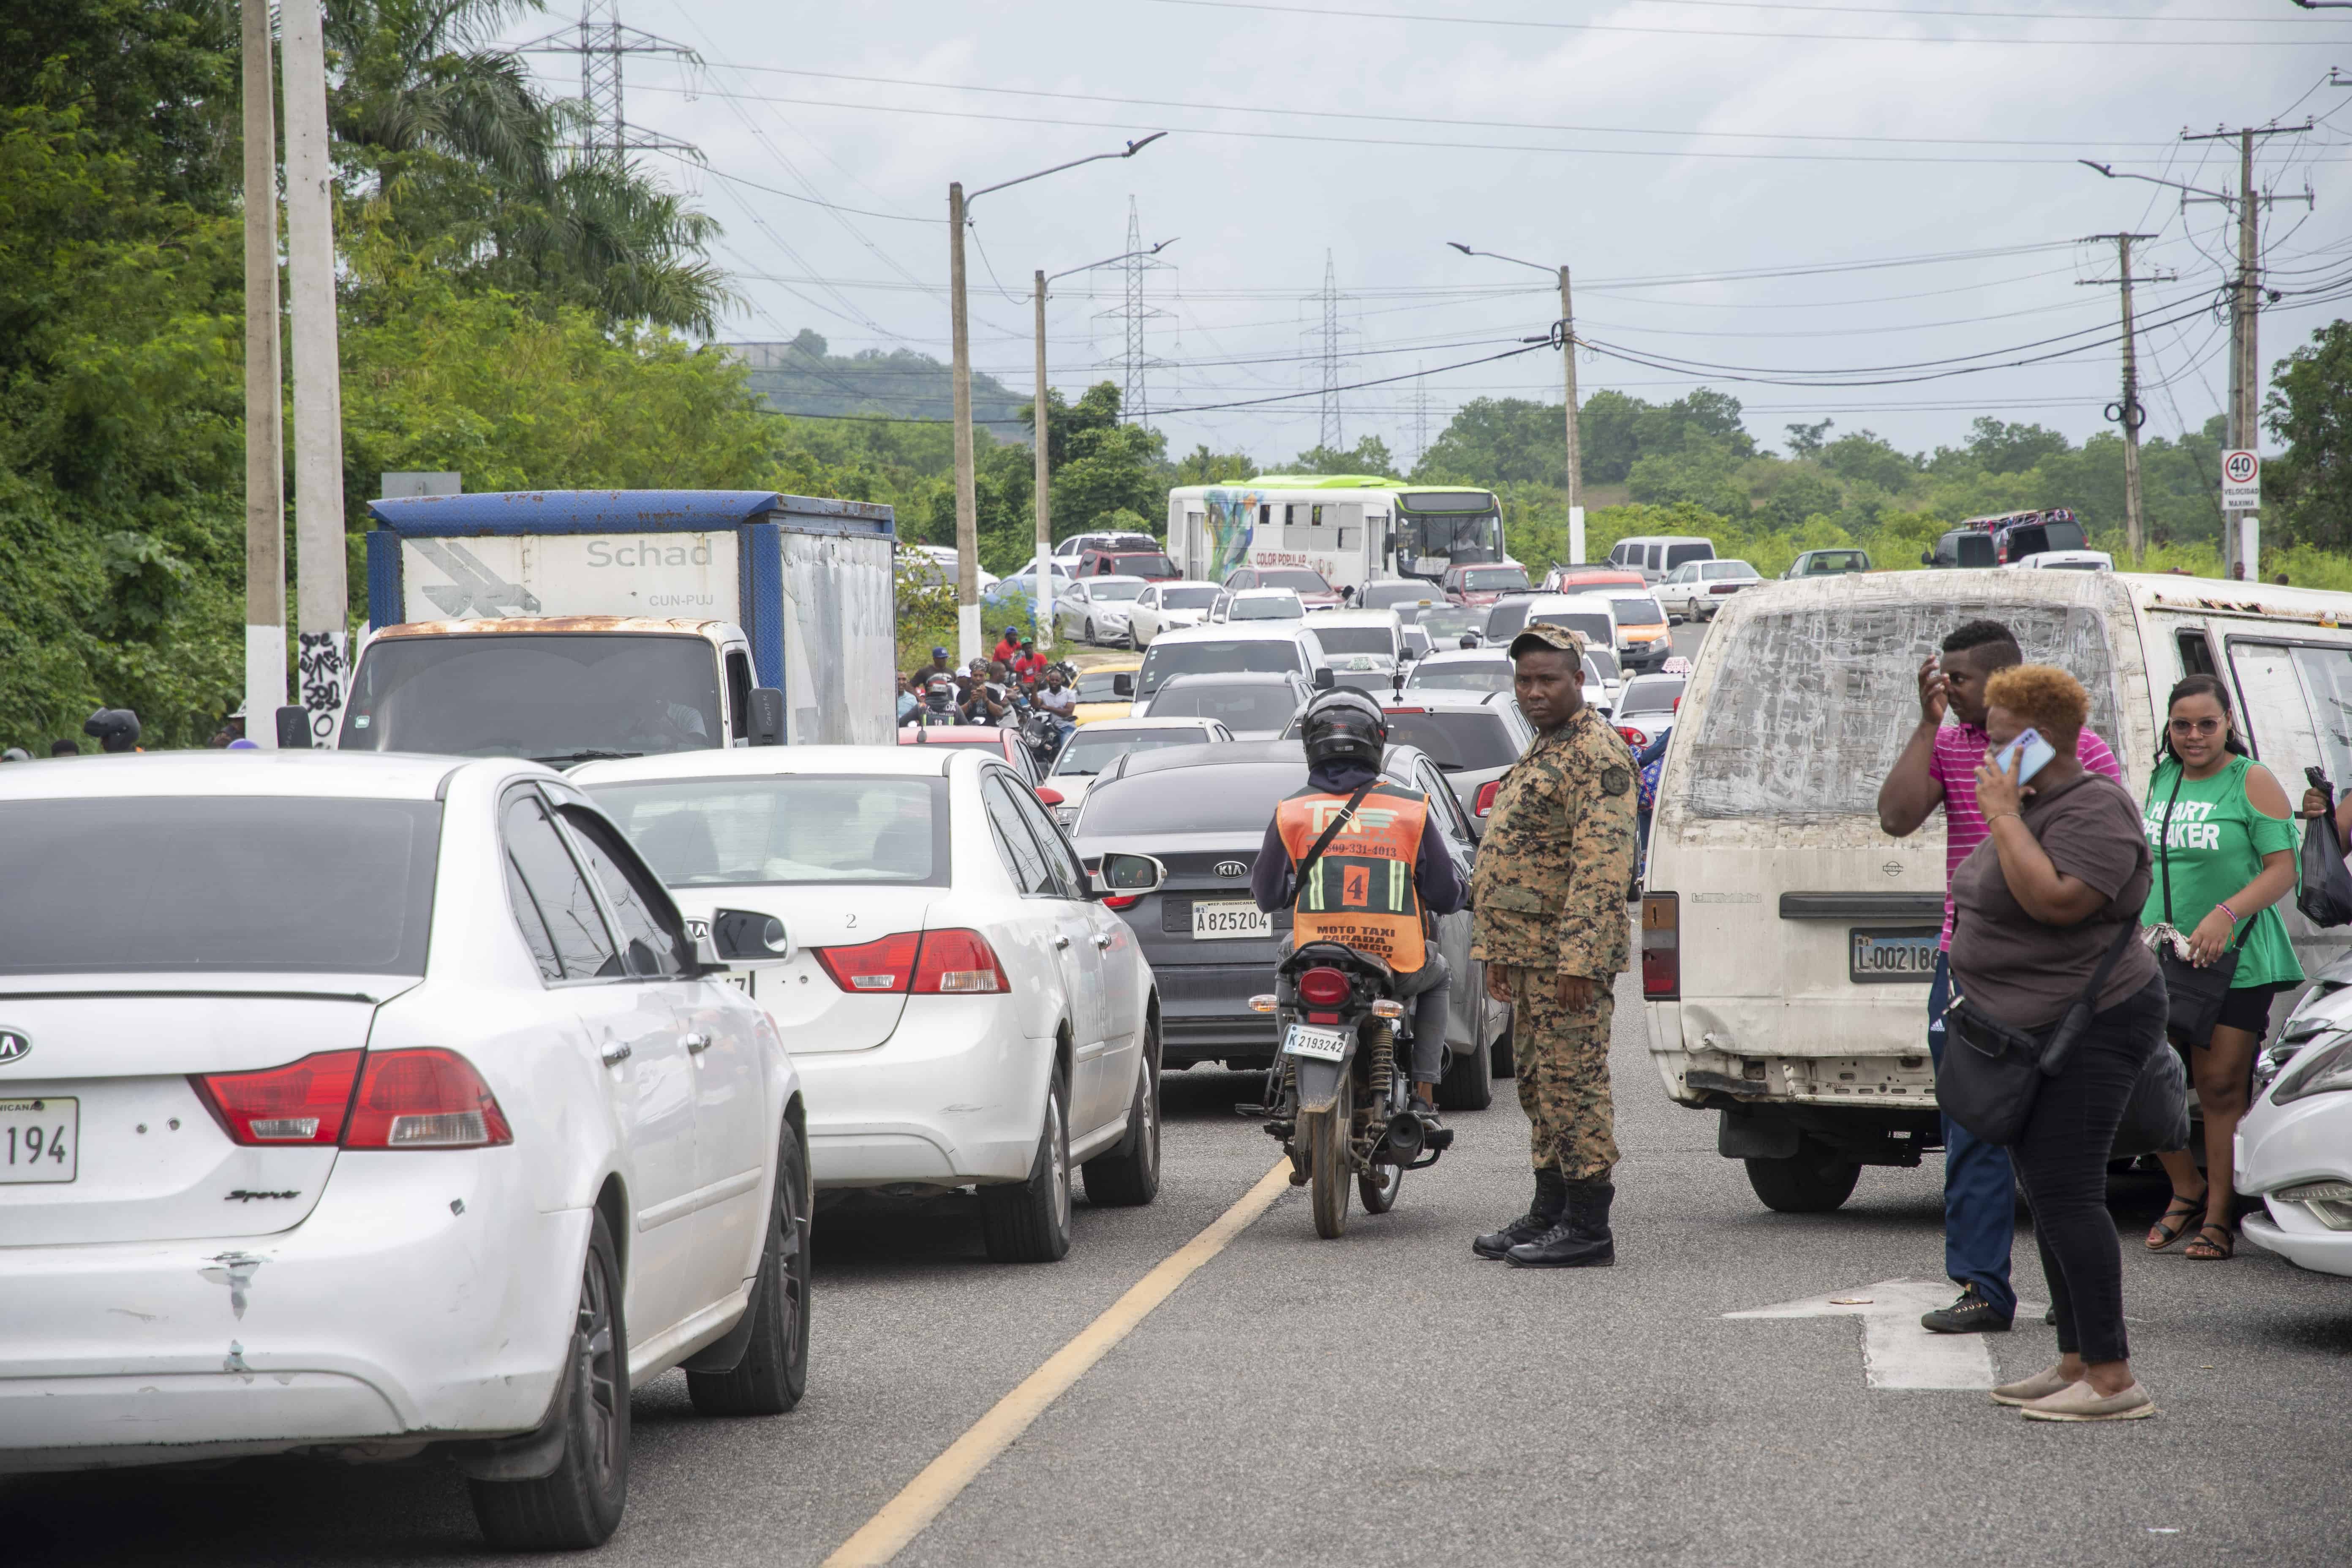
top-left (1991, 727), bottom-right (2056, 786)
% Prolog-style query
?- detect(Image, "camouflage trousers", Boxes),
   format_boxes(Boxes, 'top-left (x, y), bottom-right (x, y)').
top-left (1505, 967), bottom-right (1618, 1182)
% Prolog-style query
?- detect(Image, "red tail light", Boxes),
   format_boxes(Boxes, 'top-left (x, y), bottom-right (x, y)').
top-left (1473, 779), bottom-right (1501, 817)
top-left (343, 1049), bottom-right (512, 1149)
top-left (1642, 892), bottom-right (1680, 999)
top-left (1617, 726), bottom-right (1649, 749)
top-left (1298, 966), bottom-right (1351, 1006)
top-left (194, 1050), bottom-right (363, 1146)
top-left (1102, 894), bottom-right (1143, 910)
top-left (816, 932), bottom-right (922, 993)
top-left (913, 929), bottom-right (1010, 994)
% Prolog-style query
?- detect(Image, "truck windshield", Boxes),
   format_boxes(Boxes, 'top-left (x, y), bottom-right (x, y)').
top-left (342, 633), bottom-right (724, 766)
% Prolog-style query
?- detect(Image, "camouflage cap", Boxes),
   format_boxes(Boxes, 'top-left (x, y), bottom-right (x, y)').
top-left (1508, 622), bottom-right (1587, 659)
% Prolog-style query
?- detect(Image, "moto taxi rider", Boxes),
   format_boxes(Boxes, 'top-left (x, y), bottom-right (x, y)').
top-left (1249, 688), bottom-right (1468, 1130)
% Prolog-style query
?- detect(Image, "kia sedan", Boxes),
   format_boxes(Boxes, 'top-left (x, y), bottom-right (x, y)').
top-left (0, 754), bottom-right (809, 1550)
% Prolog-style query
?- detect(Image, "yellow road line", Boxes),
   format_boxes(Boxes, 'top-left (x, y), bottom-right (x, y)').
top-left (820, 1159), bottom-right (1293, 1568)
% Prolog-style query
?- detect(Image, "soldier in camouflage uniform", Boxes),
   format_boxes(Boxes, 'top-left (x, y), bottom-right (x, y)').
top-left (1469, 623), bottom-right (1640, 1268)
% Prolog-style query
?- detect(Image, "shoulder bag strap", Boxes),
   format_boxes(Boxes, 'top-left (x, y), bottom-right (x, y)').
top-left (1291, 780), bottom-right (1380, 892)
top-left (2155, 764), bottom-right (2187, 928)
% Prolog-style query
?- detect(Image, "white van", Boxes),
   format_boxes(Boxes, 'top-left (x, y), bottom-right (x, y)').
top-left (1643, 571), bottom-right (2352, 1213)
top-left (1609, 535), bottom-right (1715, 583)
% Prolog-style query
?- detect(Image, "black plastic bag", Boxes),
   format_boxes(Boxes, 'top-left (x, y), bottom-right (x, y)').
top-left (2298, 767), bottom-right (2352, 929)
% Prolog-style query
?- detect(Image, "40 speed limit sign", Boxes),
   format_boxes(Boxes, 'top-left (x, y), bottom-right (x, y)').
top-left (2222, 449), bottom-right (2261, 510)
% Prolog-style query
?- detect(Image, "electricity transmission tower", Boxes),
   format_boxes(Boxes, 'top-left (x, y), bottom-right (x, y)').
top-left (2078, 233), bottom-right (2175, 563)
top-left (516, 1), bottom-right (700, 163)
top-left (1307, 251), bottom-right (1353, 452)
top-left (1097, 197), bottom-right (1175, 425)
top-left (1413, 364), bottom-right (1430, 470)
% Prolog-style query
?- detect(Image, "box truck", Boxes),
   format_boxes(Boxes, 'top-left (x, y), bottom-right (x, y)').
top-left (339, 489), bottom-right (896, 766)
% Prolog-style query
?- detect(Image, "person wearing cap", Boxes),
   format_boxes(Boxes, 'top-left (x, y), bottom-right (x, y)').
top-left (928, 647), bottom-right (954, 679)
top-left (991, 626), bottom-right (1025, 666)
top-left (1470, 622), bottom-right (1640, 1269)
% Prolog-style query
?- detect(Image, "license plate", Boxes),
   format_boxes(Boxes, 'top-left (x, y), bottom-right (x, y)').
top-left (1849, 927), bottom-right (1940, 984)
top-left (1282, 1024), bottom-right (1352, 1063)
top-left (0, 1097), bottom-right (77, 1184)
top-left (1192, 901), bottom-right (1271, 940)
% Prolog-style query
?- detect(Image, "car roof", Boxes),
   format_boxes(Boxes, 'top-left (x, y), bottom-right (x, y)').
top-left (574, 743), bottom-right (966, 785)
top-left (1152, 579), bottom-right (1220, 591)
top-left (1525, 593), bottom-right (1621, 611)
top-left (1614, 534), bottom-right (1712, 545)
top-left (1074, 715), bottom-right (1234, 731)
top-left (0, 750), bottom-right (511, 804)
top-left (1147, 623), bottom-right (1307, 646)
top-left (1155, 670), bottom-right (1302, 688)
top-left (1380, 689), bottom-right (1512, 711)
top-left (1074, 657), bottom-right (1142, 673)
top-left (1227, 586), bottom-right (1302, 599)
top-left (1414, 648), bottom-right (1511, 665)
top-left (1094, 737), bottom-right (1437, 787)
top-left (1309, 608), bottom-right (1402, 628)
top-left (1075, 573), bottom-right (1149, 586)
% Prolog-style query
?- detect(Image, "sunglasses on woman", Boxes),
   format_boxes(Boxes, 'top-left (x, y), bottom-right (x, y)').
top-left (2167, 716), bottom-right (2227, 737)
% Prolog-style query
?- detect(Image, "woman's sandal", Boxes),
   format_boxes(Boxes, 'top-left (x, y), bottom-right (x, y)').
top-left (2183, 1222), bottom-right (2236, 1261)
top-left (2146, 1190), bottom-right (2208, 1252)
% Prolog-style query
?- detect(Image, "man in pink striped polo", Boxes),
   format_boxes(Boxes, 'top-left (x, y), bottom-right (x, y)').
top-left (1878, 620), bottom-right (2121, 1334)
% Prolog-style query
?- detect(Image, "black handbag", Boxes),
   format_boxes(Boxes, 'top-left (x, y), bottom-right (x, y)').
top-left (1939, 917), bottom-right (2141, 1148)
top-left (2298, 767), bottom-right (2352, 929)
top-left (2151, 767), bottom-right (2250, 1044)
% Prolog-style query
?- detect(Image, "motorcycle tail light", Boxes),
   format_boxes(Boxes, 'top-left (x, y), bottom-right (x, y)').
top-left (816, 931), bottom-right (923, 993)
top-left (193, 1050), bottom-right (363, 1146)
top-left (1642, 892), bottom-right (1680, 999)
top-left (1473, 779), bottom-right (1500, 818)
top-left (912, 929), bottom-right (1011, 994)
top-left (1297, 966), bottom-right (1351, 1006)
top-left (343, 1049), bottom-right (513, 1149)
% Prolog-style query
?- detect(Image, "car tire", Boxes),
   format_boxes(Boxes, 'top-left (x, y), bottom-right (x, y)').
top-left (469, 1209), bottom-right (629, 1550)
top-left (1435, 1007), bottom-right (1494, 1111)
top-left (1082, 1021), bottom-right (1162, 1207)
top-left (980, 1064), bottom-right (1073, 1262)
top-left (1743, 1145), bottom-right (1862, 1214)
top-left (686, 1123), bottom-right (812, 1417)
top-left (1083, 618), bottom-right (1097, 645)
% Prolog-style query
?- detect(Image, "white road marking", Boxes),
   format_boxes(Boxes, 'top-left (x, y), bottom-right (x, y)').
top-left (1726, 1277), bottom-right (2045, 1391)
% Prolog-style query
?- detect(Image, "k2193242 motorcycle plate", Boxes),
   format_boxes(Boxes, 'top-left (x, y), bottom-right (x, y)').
top-left (1281, 1023), bottom-right (1352, 1063)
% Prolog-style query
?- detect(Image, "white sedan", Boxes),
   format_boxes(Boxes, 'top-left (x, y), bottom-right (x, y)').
top-left (0, 754), bottom-right (808, 1550)
top-left (1056, 574), bottom-right (1150, 647)
top-left (2239, 977), bottom-right (2352, 1277)
top-left (576, 745), bottom-right (1163, 1263)
top-left (1654, 559), bottom-right (1761, 621)
top-left (1125, 581), bottom-right (1223, 648)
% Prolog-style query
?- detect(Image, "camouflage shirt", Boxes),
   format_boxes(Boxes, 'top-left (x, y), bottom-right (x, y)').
top-left (1470, 705), bottom-right (1639, 978)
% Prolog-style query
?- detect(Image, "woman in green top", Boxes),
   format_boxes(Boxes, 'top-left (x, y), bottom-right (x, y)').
top-left (2141, 674), bottom-right (2302, 1262)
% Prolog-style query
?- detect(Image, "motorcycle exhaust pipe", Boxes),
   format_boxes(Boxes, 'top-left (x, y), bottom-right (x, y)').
top-left (1383, 1111), bottom-right (1425, 1164)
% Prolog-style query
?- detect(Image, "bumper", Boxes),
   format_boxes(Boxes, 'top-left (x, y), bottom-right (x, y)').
top-left (0, 1149), bottom-right (584, 1472)
top-left (2242, 1211), bottom-right (2352, 1277)
top-left (1154, 962), bottom-right (1280, 1061)
top-left (2237, 1087), bottom-right (2352, 1278)
top-left (795, 998), bottom-right (1051, 1187)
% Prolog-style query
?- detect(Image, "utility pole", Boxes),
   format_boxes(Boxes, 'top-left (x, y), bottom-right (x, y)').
top-left (2077, 233), bottom-right (2173, 564)
top-left (1034, 267), bottom-right (1051, 650)
top-left (280, 0), bottom-right (347, 745)
top-left (240, 0), bottom-right (285, 748)
top-left (1560, 265), bottom-right (1584, 563)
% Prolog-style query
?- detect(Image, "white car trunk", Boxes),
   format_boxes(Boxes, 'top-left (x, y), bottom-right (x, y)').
top-left (672, 888), bottom-right (939, 1054)
top-left (0, 984), bottom-right (389, 1246)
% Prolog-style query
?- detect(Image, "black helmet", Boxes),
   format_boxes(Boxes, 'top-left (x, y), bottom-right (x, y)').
top-left (1300, 688), bottom-right (1387, 770)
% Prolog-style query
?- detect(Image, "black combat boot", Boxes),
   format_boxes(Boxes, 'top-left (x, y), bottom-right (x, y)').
top-left (1473, 1168), bottom-right (1568, 1259)
top-left (1504, 1179), bottom-right (1615, 1269)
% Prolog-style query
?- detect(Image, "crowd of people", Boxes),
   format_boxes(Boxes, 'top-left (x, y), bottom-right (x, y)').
top-left (896, 625), bottom-right (1078, 764)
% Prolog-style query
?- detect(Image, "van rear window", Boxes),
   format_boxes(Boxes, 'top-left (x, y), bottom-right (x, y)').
top-left (1682, 602), bottom-right (2120, 821)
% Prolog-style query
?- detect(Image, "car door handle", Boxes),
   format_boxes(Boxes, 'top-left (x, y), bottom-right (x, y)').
top-left (683, 1032), bottom-right (711, 1053)
top-left (1092, 933), bottom-right (1113, 949)
top-left (1052, 934), bottom-right (1072, 950)
top-left (601, 1042), bottom-right (632, 1065)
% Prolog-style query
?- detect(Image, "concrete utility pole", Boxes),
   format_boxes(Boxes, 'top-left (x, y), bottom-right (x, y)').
top-left (1448, 243), bottom-right (1586, 560)
top-left (280, 0), bottom-right (348, 745)
top-left (240, 0), bottom-right (285, 747)
top-left (2078, 233), bottom-right (2173, 565)
top-left (946, 134), bottom-right (1165, 664)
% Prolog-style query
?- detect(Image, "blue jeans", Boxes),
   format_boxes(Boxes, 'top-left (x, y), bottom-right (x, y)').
top-left (1928, 951), bottom-right (2016, 1319)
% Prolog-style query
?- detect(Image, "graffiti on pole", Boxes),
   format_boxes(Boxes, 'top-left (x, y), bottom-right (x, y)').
top-left (297, 630), bottom-right (347, 745)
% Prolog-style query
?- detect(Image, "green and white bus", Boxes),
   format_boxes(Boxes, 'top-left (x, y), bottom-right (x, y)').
top-left (1164, 475), bottom-right (1505, 596)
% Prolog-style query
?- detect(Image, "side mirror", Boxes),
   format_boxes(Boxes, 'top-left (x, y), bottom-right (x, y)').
top-left (1111, 672), bottom-right (1135, 698)
top-left (1919, 550), bottom-right (1935, 567)
top-left (275, 705), bottom-right (313, 749)
top-left (701, 908), bottom-right (794, 968)
top-left (1092, 852), bottom-right (1167, 897)
top-left (748, 687), bottom-right (785, 746)
top-left (1312, 667), bottom-right (1337, 691)
top-left (1034, 785), bottom-right (1064, 806)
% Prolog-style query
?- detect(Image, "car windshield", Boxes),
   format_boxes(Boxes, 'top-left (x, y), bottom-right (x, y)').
top-left (1416, 607), bottom-right (1481, 640)
top-left (1408, 659), bottom-right (1512, 694)
top-left (1051, 729), bottom-right (1215, 776)
top-left (1111, 554), bottom-right (1176, 577)
top-left (1083, 762), bottom-right (1306, 835)
top-left (1381, 710), bottom-right (1523, 771)
top-left (1147, 683), bottom-right (1302, 732)
top-left (1074, 668), bottom-right (1135, 702)
top-left (340, 633), bottom-right (722, 765)
top-left (1530, 610), bottom-right (1615, 648)
top-left (1137, 639), bottom-right (1302, 696)
top-left (1619, 678), bottom-right (1685, 715)
top-left (1257, 569), bottom-right (1331, 594)
top-left (1160, 586), bottom-right (1220, 610)
top-left (1229, 594), bottom-right (1303, 621)
top-left (592, 775), bottom-right (948, 886)
top-left (1707, 561), bottom-right (1760, 580)
top-left (1313, 627), bottom-right (1395, 656)
top-left (1803, 552), bottom-right (1866, 573)
top-left (0, 797), bottom-right (440, 975)
top-left (1607, 596), bottom-right (1667, 627)
top-left (1664, 544), bottom-right (1714, 569)
top-left (1088, 579), bottom-right (1147, 602)
top-left (1460, 568), bottom-right (1527, 591)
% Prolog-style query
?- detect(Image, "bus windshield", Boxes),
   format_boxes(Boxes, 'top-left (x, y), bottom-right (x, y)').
top-left (1396, 494), bottom-right (1503, 575)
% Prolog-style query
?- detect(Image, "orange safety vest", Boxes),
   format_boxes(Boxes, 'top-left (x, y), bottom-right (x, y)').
top-left (1274, 782), bottom-right (1430, 972)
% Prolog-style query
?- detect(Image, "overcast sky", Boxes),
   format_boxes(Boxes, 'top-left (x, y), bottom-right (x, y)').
top-left (501, 0), bottom-right (2351, 468)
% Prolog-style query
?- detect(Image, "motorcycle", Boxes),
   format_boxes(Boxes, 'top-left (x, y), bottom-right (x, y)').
top-left (1244, 942), bottom-right (1450, 1238)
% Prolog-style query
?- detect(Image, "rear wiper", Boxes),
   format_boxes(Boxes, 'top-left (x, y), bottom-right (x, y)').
top-left (534, 749), bottom-right (643, 767)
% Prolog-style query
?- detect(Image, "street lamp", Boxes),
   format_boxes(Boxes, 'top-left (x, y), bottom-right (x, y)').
top-left (1447, 241), bottom-right (1587, 563)
top-left (1032, 239), bottom-right (1177, 650)
top-left (948, 133), bottom-right (1167, 664)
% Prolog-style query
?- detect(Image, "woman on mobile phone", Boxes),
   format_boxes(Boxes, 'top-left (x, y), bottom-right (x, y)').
top-left (2140, 674), bottom-right (2301, 1262)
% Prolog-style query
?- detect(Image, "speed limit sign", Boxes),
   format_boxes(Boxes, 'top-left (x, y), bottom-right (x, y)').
top-left (2222, 449), bottom-right (2260, 510)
